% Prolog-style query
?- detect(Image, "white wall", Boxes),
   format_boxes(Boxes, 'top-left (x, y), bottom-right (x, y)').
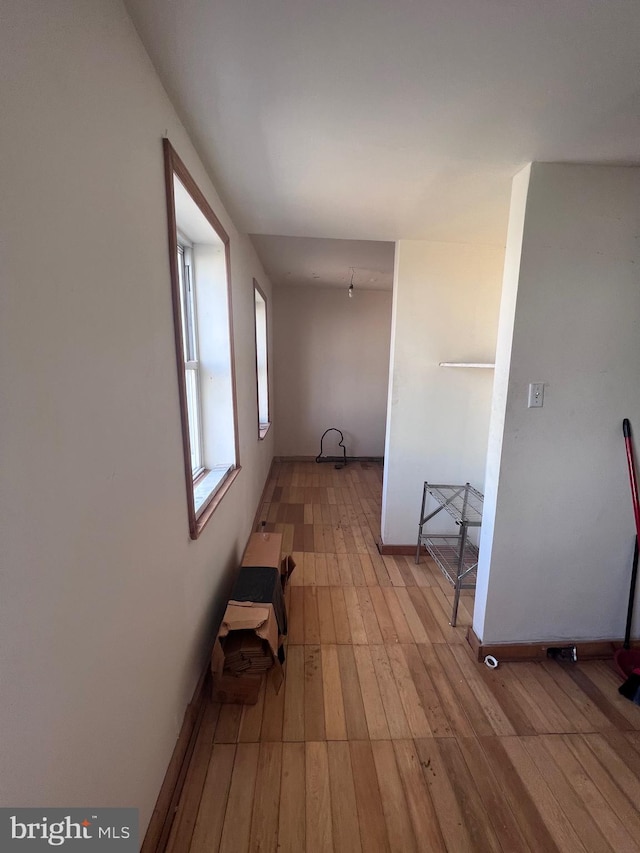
top-left (381, 240), bottom-right (505, 545)
top-left (0, 0), bottom-right (273, 831)
top-left (273, 285), bottom-right (392, 457)
top-left (475, 163), bottom-right (640, 644)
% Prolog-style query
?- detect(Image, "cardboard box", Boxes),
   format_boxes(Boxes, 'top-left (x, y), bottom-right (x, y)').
top-left (212, 671), bottom-right (262, 705)
top-left (210, 532), bottom-right (296, 704)
top-left (242, 532), bottom-right (296, 589)
top-left (242, 532), bottom-right (282, 569)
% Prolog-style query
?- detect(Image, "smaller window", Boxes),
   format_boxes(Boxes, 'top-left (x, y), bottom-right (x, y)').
top-left (254, 281), bottom-right (270, 439)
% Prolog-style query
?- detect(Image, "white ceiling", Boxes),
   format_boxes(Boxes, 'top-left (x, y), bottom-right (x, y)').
top-left (125, 0), bottom-right (640, 282)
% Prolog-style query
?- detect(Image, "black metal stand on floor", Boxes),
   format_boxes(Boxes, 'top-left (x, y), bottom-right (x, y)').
top-left (316, 428), bottom-right (347, 469)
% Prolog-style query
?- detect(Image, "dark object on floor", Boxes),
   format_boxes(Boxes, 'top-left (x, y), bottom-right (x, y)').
top-left (615, 419), bottom-right (640, 699)
top-left (619, 669), bottom-right (640, 704)
top-left (547, 645), bottom-right (578, 663)
top-left (316, 427), bottom-right (347, 469)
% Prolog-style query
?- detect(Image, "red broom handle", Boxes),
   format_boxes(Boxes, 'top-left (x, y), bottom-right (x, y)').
top-left (623, 419), bottom-right (640, 541)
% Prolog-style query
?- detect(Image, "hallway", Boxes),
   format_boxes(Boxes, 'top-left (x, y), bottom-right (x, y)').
top-left (163, 461), bottom-right (640, 852)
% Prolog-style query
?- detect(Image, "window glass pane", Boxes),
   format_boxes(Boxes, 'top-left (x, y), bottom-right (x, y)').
top-left (184, 366), bottom-right (202, 474)
top-left (254, 286), bottom-right (269, 428)
top-left (177, 247), bottom-right (189, 357)
top-left (183, 250), bottom-right (198, 362)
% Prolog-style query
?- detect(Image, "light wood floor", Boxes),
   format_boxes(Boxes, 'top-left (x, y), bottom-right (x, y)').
top-left (166, 461), bottom-right (640, 853)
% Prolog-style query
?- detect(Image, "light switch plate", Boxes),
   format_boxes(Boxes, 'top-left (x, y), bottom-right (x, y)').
top-left (528, 382), bottom-right (544, 408)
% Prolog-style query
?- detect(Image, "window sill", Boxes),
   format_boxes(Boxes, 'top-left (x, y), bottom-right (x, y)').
top-left (190, 465), bottom-right (241, 539)
top-left (258, 422), bottom-right (271, 441)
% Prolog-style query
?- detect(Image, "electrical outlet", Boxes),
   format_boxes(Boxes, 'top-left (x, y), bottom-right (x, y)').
top-left (528, 382), bottom-right (544, 408)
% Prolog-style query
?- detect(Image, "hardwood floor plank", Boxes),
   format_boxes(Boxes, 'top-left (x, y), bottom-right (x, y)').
top-left (583, 734), bottom-right (640, 812)
top-left (342, 586), bottom-right (368, 644)
top-left (282, 645), bottom-right (305, 742)
top-left (602, 728), bottom-right (640, 780)
top-left (303, 524), bottom-right (315, 552)
top-left (382, 587), bottom-right (415, 643)
top-left (479, 736), bottom-right (562, 853)
top-left (353, 645), bottom-right (390, 740)
top-left (370, 644), bottom-right (412, 738)
top-left (521, 735), bottom-right (615, 853)
top-left (321, 645), bottom-right (347, 740)
top-left (356, 586), bottom-right (383, 644)
top-left (393, 739), bottom-right (446, 851)
top-left (333, 523), bottom-right (347, 554)
top-left (394, 587), bottom-right (430, 644)
top-left (369, 551), bottom-right (392, 586)
top-left (501, 736), bottom-right (588, 852)
top-left (403, 643), bottom-right (453, 737)
top-left (511, 662), bottom-right (574, 732)
top-left (449, 645), bottom-right (516, 736)
top-left (238, 676), bottom-right (265, 742)
top-left (436, 737), bottom-right (503, 853)
top-left (303, 586), bottom-right (321, 644)
top-left (529, 661), bottom-right (598, 732)
top-left (337, 645), bottom-right (369, 740)
top-left (386, 644), bottom-right (432, 738)
top-left (348, 552), bottom-right (366, 585)
top-left (582, 662), bottom-right (640, 728)
top-left (189, 743), bottom-right (236, 853)
top-left (288, 586), bottom-right (304, 644)
top-left (432, 644), bottom-right (494, 737)
top-left (330, 586), bottom-right (351, 643)
top-left (327, 741), bottom-right (363, 853)
top-left (214, 703), bottom-right (242, 744)
top-left (414, 738), bottom-right (474, 853)
top-left (418, 643), bottom-right (475, 738)
top-left (494, 664), bottom-right (557, 733)
top-left (166, 701), bottom-right (219, 853)
top-left (541, 660), bottom-right (615, 731)
top-left (218, 742), bottom-right (260, 853)
top-left (456, 736), bottom-right (530, 853)
top-left (471, 660), bottom-right (537, 737)
top-left (369, 586), bottom-right (398, 643)
top-left (249, 742), bottom-right (282, 853)
top-left (371, 740), bottom-right (418, 853)
top-left (409, 556), bottom-right (434, 588)
top-left (278, 742), bottom-right (305, 853)
top-left (337, 553), bottom-right (353, 584)
top-left (428, 586), bottom-right (470, 641)
top-left (542, 734), bottom-right (639, 853)
top-left (304, 645), bottom-right (325, 741)
top-left (326, 553), bottom-right (342, 585)
top-left (349, 741), bottom-right (391, 853)
top-left (359, 553), bottom-right (379, 586)
top-left (394, 555), bottom-right (418, 587)
top-left (260, 676), bottom-right (286, 743)
top-left (563, 665), bottom-right (633, 731)
top-left (305, 742), bottom-right (334, 853)
top-left (317, 587), bottom-right (337, 643)
top-left (315, 554), bottom-right (329, 585)
top-left (407, 586), bottom-right (446, 643)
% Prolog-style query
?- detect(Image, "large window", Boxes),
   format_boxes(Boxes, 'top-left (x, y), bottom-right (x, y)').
top-left (253, 280), bottom-right (270, 439)
top-left (163, 140), bottom-right (240, 539)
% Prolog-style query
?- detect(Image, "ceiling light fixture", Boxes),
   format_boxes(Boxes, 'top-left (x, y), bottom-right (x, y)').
top-left (348, 268), bottom-right (354, 298)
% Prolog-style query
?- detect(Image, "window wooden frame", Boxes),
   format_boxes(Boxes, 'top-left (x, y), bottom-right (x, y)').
top-left (163, 138), bottom-right (241, 539)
